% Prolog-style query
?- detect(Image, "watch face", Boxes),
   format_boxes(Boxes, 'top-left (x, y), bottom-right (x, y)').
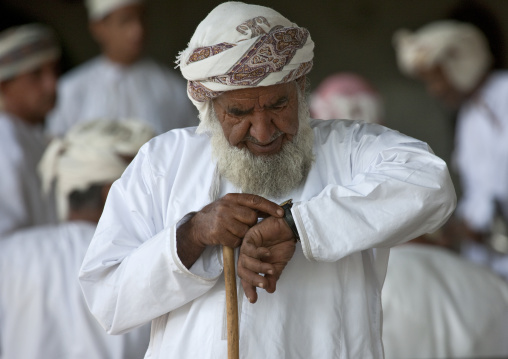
top-left (279, 199), bottom-right (293, 207)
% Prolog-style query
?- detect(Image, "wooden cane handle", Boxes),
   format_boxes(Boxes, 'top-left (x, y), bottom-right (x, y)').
top-left (223, 245), bottom-right (239, 359)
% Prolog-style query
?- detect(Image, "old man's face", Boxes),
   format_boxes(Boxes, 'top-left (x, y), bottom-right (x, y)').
top-left (212, 82), bottom-right (299, 157)
top-left (203, 81), bottom-right (314, 199)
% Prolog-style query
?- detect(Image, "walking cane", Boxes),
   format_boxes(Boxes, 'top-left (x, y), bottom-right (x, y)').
top-left (223, 245), bottom-right (239, 359)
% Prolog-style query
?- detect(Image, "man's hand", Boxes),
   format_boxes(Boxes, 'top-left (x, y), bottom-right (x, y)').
top-left (237, 216), bottom-right (296, 303)
top-left (176, 193), bottom-right (284, 269)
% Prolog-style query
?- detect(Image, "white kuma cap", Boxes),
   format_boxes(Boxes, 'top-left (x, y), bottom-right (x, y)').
top-left (86, 0), bottom-right (144, 20)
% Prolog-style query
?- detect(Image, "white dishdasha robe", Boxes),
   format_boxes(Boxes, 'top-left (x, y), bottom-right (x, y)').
top-left (80, 119), bottom-right (456, 358)
top-left (46, 56), bottom-right (198, 136)
top-left (0, 112), bottom-right (56, 237)
top-left (0, 221), bottom-right (150, 359)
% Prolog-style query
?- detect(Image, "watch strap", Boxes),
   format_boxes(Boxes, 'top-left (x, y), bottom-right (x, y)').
top-left (280, 199), bottom-right (300, 242)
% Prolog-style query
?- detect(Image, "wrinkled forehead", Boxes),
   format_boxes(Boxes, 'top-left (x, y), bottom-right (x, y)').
top-left (214, 82), bottom-right (297, 107)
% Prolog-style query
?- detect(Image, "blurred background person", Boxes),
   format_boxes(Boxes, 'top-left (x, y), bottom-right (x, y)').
top-left (393, 3), bottom-right (508, 279)
top-left (0, 119), bottom-right (154, 359)
top-left (382, 240), bottom-right (508, 359)
top-left (46, 0), bottom-right (198, 137)
top-left (310, 72), bottom-right (384, 124)
top-left (0, 23), bottom-right (59, 237)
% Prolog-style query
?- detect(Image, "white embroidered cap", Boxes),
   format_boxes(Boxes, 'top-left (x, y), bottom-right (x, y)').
top-left (86, 0), bottom-right (144, 20)
top-left (0, 23), bottom-right (60, 82)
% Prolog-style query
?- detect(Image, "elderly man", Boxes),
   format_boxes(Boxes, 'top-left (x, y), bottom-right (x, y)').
top-left (394, 20), bottom-right (508, 279)
top-left (0, 24), bottom-right (59, 236)
top-left (46, 0), bottom-right (197, 136)
top-left (80, 2), bottom-right (456, 358)
top-left (0, 119), bottom-right (154, 359)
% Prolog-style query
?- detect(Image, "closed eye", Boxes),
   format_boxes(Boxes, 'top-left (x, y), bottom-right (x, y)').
top-left (267, 97), bottom-right (289, 110)
top-left (227, 107), bottom-right (253, 117)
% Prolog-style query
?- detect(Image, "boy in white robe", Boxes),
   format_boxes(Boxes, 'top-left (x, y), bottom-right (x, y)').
top-left (46, 0), bottom-right (198, 136)
top-left (0, 24), bottom-right (60, 236)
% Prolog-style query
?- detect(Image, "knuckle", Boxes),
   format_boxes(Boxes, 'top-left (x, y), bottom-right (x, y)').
top-left (250, 194), bottom-right (262, 205)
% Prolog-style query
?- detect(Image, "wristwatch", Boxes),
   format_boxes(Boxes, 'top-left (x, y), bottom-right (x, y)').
top-left (280, 199), bottom-right (300, 242)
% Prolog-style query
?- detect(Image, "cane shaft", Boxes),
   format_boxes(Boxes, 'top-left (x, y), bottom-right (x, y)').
top-left (223, 246), bottom-right (239, 359)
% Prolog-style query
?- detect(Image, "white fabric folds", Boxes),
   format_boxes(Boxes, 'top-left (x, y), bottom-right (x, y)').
top-left (38, 119), bottom-right (154, 220)
top-left (0, 23), bottom-right (60, 82)
top-left (393, 20), bottom-right (492, 92)
top-left (177, 1), bottom-right (314, 115)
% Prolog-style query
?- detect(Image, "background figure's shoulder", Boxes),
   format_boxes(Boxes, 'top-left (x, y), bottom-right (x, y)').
top-left (0, 222), bottom-right (95, 264)
top-left (136, 126), bottom-right (209, 173)
top-left (58, 56), bottom-right (103, 90)
top-left (487, 70), bottom-right (508, 89)
top-left (139, 57), bottom-right (187, 84)
top-left (0, 113), bottom-right (27, 162)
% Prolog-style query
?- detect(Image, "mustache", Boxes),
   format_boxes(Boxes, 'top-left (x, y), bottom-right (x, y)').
top-left (243, 130), bottom-right (284, 145)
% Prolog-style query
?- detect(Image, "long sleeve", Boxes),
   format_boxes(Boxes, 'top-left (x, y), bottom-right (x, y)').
top-left (79, 145), bottom-right (222, 335)
top-left (294, 123), bottom-right (456, 262)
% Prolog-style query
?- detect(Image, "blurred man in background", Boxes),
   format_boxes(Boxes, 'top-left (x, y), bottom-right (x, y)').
top-left (47, 0), bottom-right (197, 136)
top-left (393, 10), bottom-right (508, 279)
top-left (0, 119), bottom-right (154, 359)
top-left (310, 72), bottom-right (384, 124)
top-left (0, 24), bottom-right (59, 236)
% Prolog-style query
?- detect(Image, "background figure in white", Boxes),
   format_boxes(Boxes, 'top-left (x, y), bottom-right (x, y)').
top-left (382, 242), bottom-right (508, 359)
top-left (0, 24), bottom-right (59, 237)
top-left (47, 0), bottom-right (198, 136)
top-left (310, 72), bottom-right (384, 124)
top-left (0, 119), bottom-right (154, 359)
top-left (393, 5), bottom-right (508, 279)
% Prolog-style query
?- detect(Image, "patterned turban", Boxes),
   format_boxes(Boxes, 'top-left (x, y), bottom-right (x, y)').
top-left (39, 119), bottom-right (155, 220)
top-left (177, 1), bottom-right (314, 116)
top-left (0, 24), bottom-right (60, 83)
top-left (86, 0), bottom-right (144, 20)
top-left (393, 20), bottom-right (492, 93)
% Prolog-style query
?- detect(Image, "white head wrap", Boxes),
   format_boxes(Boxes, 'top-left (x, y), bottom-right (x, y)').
top-left (0, 23), bottom-right (60, 83)
top-left (39, 119), bottom-right (154, 220)
top-left (177, 1), bottom-right (314, 117)
top-left (86, 0), bottom-right (144, 20)
top-left (310, 73), bottom-right (383, 124)
top-left (393, 20), bottom-right (492, 92)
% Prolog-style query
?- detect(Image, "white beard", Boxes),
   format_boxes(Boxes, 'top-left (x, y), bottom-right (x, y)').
top-left (197, 90), bottom-right (315, 200)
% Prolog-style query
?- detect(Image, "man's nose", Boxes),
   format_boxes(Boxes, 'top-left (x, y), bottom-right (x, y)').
top-left (249, 110), bottom-right (276, 144)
